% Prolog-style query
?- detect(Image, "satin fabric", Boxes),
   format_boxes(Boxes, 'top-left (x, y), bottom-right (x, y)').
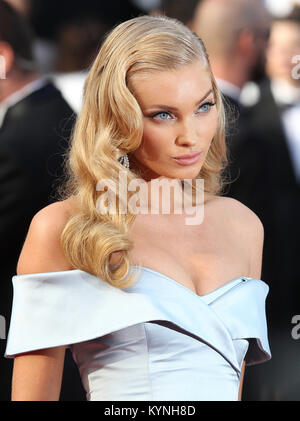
top-left (5, 266), bottom-right (271, 401)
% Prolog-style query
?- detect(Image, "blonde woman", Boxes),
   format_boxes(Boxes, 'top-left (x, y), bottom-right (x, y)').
top-left (5, 15), bottom-right (271, 401)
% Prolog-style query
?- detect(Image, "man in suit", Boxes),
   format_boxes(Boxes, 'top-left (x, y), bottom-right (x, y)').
top-left (0, 1), bottom-right (84, 400)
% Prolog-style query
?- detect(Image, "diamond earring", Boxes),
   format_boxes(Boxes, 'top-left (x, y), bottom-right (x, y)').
top-left (118, 154), bottom-right (130, 169)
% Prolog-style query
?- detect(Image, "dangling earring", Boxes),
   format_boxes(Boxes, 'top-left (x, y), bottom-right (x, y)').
top-left (118, 154), bottom-right (130, 169)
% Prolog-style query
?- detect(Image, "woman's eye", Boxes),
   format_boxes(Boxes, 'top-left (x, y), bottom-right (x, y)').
top-left (197, 102), bottom-right (216, 113)
top-left (152, 112), bottom-right (172, 121)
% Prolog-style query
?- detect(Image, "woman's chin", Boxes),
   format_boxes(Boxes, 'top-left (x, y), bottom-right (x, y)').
top-left (165, 167), bottom-right (202, 181)
top-left (135, 163), bottom-right (202, 182)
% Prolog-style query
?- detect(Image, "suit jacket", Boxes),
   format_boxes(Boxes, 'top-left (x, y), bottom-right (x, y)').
top-left (0, 81), bottom-right (75, 309)
top-left (0, 81), bottom-right (85, 400)
top-left (223, 79), bottom-right (300, 400)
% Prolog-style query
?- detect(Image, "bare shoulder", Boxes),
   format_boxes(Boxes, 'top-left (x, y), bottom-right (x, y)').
top-left (213, 196), bottom-right (264, 279)
top-left (16, 197), bottom-right (79, 275)
top-left (212, 196), bottom-right (264, 235)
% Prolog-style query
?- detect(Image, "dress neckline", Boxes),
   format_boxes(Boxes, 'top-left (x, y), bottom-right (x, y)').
top-left (13, 265), bottom-right (260, 300)
top-left (130, 265), bottom-right (253, 299)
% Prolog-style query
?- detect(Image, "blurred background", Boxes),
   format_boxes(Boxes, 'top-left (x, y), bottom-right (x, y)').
top-left (0, 0), bottom-right (299, 401)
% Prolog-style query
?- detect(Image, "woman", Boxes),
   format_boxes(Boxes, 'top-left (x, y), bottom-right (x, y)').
top-left (5, 15), bottom-right (271, 401)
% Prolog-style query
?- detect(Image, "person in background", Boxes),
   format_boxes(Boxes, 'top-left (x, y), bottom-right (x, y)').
top-left (231, 7), bottom-right (300, 400)
top-left (0, 0), bottom-right (83, 401)
top-left (153, 0), bottom-right (200, 27)
top-left (28, 0), bottom-right (144, 112)
top-left (2, 0), bottom-right (31, 16)
top-left (191, 0), bottom-right (270, 111)
top-left (50, 15), bottom-right (111, 113)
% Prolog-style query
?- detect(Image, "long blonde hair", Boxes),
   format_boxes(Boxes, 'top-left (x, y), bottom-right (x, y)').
top-left (57, 15), bottom-right (228, 288)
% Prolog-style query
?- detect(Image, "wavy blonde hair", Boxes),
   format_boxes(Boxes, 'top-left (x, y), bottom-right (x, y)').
top-left (57, 15), bottom-right (229, 288)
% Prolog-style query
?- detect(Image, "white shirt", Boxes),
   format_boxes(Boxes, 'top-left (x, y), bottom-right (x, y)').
top-left (270, 78), bottom-right (300, 184)
top-left (0, 77), bottom-right (48, 129)
top-left (49, 70), bottom-right (87, 113)
top-left (215, 78), bottom-right (242, 103)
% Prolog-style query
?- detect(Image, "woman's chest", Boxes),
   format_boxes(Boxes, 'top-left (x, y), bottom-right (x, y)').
top-left (126, 212), bottom-right (249, 296)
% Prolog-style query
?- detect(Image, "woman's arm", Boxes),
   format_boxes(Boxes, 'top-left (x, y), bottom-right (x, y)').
top-left (12, 347), bottom-right (66, 401)
top-left (238, 202), bottom-right (265, 401)
top-left (11, 201), bottom-right (74, 401)
top-left (238, 361), bottom-right (245, 401)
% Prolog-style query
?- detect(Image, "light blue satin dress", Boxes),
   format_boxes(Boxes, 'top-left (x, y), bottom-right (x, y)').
top-left (5, 265), bottom-right (271, 401)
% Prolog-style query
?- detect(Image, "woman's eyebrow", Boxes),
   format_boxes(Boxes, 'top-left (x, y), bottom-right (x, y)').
top-left (145, 88), bottom-right (214, 111)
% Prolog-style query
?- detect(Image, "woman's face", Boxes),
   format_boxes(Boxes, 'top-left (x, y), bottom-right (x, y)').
top-left (129, 60), bottom-right (218, 181)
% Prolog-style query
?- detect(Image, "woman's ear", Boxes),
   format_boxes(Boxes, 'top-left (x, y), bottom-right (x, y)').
top-left (0, 41), bottom-right (15, 76)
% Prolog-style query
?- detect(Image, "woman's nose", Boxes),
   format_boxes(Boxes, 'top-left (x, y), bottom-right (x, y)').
top-left (175, 119), bottom-right (198, 147)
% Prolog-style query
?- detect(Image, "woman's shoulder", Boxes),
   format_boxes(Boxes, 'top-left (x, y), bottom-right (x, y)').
top-left (211, 195), bottom-right (264, 279)
top-left (16, 197), bottom-right (79, 275)
top-left (210, 195), bottom-right (264, 234)
top-left (30, 197), bottom-right (77, 226)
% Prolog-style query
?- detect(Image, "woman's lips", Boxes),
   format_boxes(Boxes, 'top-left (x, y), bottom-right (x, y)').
top-left (172, 152), bottom-right (202, 166)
